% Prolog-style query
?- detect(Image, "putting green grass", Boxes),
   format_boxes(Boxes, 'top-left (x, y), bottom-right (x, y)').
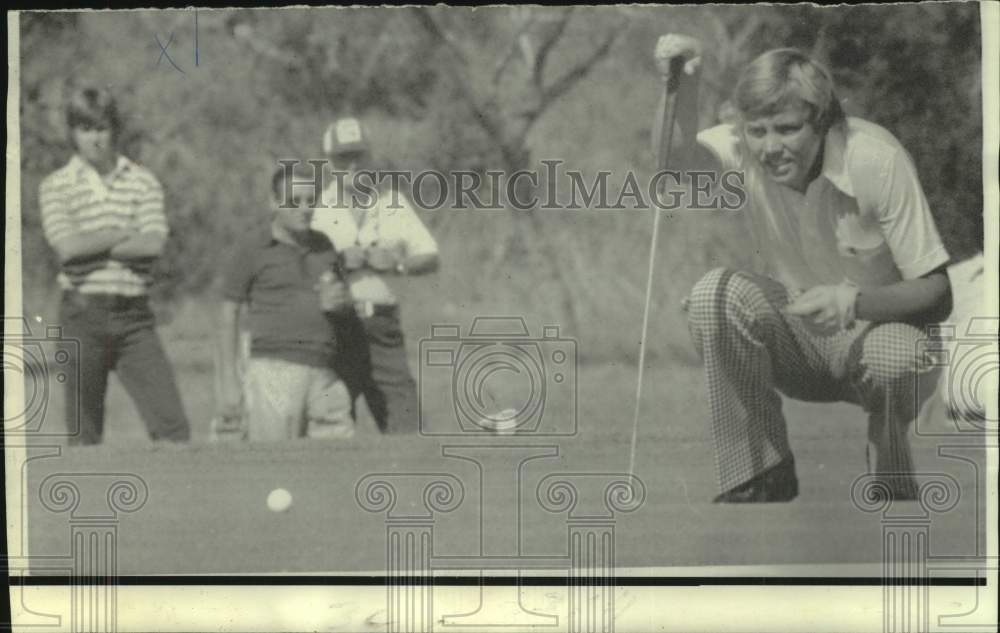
top-left (17, 360), bottom-right (986, 574)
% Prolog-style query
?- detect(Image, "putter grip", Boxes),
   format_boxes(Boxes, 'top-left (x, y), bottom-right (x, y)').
top-left (653, 56), bottom-right (685, 175)
top-left (664, 55), bottom-right (685, 93)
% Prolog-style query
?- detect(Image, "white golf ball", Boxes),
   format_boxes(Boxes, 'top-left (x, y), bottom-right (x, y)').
top-left (267, 488), bottom-right (293, 513)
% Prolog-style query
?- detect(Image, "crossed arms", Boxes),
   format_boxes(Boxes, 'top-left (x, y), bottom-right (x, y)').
top-left (49, 229), bottom-right (167, 265)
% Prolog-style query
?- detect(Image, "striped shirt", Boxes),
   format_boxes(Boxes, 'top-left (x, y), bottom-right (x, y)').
top-left (39, 155), bottom-right (168, 296)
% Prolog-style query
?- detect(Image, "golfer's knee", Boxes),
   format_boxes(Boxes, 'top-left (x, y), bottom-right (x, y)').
top-left (688, 268), bottom-right (770, 328)
top-left (861, 324), bottom-right (923, 388)
top-left (688, 268), bottom-right (729, 319)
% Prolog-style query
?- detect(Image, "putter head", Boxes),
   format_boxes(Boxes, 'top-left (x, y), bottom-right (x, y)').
top-left (209, 416), bottom-right (247, 442)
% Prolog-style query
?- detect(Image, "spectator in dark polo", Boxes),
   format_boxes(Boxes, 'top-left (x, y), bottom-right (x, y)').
top-left (216, 166), bottom-right (355, 441)
top-left (38, 84), bottom-right (191, 445)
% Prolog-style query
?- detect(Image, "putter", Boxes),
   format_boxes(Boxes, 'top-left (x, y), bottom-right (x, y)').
top-left (627, 55), bottom-right (685, 482)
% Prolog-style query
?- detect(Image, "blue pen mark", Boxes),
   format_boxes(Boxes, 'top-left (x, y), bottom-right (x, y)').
top-left (194, 9), bottom-right (199, 67)
top-left (155, 32), bottom-right (185, 74)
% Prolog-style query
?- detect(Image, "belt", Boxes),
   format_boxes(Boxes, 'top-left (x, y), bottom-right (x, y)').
top-left (64, 291), bottom-right (148, 311)
top-left (357, 301), bottom-right (398, 318)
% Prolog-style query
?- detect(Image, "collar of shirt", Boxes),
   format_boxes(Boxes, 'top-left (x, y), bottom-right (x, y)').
top-left (322, 179), bottom-right (378, 211)
top-left (818, 121), bottom-right (854, 198)
top-left (319, 180), bottom-right (380, 244)
top-left (69, 153), bottom-right (132, 184)
top-left (269, 221), bottom-right (328, 253)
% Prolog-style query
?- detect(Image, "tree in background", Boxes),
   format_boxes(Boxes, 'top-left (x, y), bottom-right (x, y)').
top-left (18, 5), bottom-right (984, 362)
top-left (229, 7), bottom-right (627, 332)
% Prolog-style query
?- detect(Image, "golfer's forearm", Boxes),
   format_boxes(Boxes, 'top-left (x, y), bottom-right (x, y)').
top-left (402, 253), bottom-right (439, 276)
top-left (854, 271), bottom-right (952, 324)
top-left (110, 232), bottom-right (166, 260)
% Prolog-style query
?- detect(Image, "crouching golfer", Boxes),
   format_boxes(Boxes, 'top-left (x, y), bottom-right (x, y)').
top-left (216, 166), bottom-right (355, 441)
top-left (655, 36), bottom-right (952, 502)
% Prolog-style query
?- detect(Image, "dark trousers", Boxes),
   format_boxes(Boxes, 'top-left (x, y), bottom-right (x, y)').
top-left (60, 291), bottom-right (191, 445)
top-left (332, 306), bottom-right (419, 434)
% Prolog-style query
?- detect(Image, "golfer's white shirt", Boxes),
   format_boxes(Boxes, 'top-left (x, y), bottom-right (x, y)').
top-left (311, 183), bottom-right (438, 305)
top-left (697, 117), bottom-right (950, 292)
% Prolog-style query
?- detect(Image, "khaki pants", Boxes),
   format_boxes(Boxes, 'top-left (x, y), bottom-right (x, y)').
top-left (244, 357), bottom-right (353, 441)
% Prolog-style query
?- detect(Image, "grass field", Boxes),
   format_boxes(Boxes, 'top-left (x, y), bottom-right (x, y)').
top-left (14, 292), bottom-right (988, 575)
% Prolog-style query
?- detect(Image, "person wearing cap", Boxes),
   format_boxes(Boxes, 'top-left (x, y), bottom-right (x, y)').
top-left (654, 37), bottom-right (952, 502)
top-left (216, 165), bottom-right (355, 441)
top-left (38, 84), bottom-right (191, 445)
top-left (311, 117), bottom-right (440, 434)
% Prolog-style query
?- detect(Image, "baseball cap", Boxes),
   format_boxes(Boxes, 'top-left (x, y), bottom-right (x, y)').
top-left (322, 117), bottom-right (369, 156)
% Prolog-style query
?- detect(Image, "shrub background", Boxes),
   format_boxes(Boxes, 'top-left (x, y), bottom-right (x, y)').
top-left (18, 5), bottom-right (984, 364)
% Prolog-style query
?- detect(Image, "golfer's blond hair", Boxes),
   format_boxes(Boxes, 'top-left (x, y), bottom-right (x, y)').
top-left (734, 48), bottom-right (845, 132)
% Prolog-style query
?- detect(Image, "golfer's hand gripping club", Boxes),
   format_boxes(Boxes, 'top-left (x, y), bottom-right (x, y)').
top-left (654, 34), bottom-right (702, 88)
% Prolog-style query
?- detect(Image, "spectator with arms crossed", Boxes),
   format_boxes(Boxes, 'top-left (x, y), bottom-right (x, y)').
top-left (39, 84), bottom-right (191, 445)
top-left (654, 37), bottom-right (952, 502)
top-left (312, 117), bottom-right (440, 434)
top-left (216, 166), bottom-right (355, 441)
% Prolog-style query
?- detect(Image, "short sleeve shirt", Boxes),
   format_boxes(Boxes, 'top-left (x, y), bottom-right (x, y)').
top-left (221, 227), bottom-right (342, 367)
top-left (696, 117), bottom-right (950, 291)
top-left (311, 183), bottom-right (438, 305)
top-left (39, 155), bottom-right (168, 296)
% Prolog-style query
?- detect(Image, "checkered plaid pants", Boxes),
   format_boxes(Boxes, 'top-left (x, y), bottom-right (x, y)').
top-left (687, 268), bottom-right (942, 497)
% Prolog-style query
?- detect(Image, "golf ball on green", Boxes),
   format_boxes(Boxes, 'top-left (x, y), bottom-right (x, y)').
top-left (267, 488), bottom-right (293, 512)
